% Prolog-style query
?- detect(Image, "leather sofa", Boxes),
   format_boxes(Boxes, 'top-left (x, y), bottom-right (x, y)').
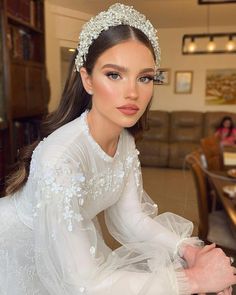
top-left (137, 111), bottom-right (236, 169)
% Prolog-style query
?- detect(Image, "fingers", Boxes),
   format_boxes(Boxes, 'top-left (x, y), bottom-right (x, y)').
top-left (199, 243), bottom-right (216, 254)
top-left (217, 287), bottom-right (232, 295)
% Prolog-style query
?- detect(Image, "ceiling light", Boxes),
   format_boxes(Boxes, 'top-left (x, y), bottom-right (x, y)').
top-left (207, 36), bottom-right (216, 51)
top-left (226, 36), bottom-right (235, 51)
top-left (188, 38), bottom-right (197, 52)
top-left (182, 33), bottom-right (236, 55)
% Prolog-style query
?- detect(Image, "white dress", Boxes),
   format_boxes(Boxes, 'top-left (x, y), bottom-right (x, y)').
top-left (0, 111), bottom-right (202, 295)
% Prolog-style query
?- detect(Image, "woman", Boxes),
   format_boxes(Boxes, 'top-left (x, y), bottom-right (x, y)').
top-left (0, 3), bottom-right (235, 295)
top-left (215, 116), bottom-right (236, 146)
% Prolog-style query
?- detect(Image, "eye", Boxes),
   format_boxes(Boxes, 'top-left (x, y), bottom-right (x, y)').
top-left (106, 72), bottom-right (121, 80)
top-left (139, 76), bottom-right (154, 84)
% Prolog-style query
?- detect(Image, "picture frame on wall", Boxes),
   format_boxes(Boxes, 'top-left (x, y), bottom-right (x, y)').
top-left (205, 69), bottom-right (236, 105)
top-left (175, 71), bottom-right (193, 94)
top-left (198, 0), bottom-right (236, 4)
top-left (154, 68), bottom-right (170, 85)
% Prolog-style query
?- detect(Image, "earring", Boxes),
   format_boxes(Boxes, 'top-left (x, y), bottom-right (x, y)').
top-left (88, 90), bottom-right (93, 95)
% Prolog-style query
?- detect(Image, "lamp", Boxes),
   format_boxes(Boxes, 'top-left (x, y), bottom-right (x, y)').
top-left (226, 35), bottom-right (235, 51)
top-left (188, 37), bottom-right (197, 52)
top-left (207, 36), bottom-right (216, 52)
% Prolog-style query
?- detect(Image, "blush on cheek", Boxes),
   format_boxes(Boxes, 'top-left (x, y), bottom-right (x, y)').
top-left (93, 79), bottom-right (119, 103)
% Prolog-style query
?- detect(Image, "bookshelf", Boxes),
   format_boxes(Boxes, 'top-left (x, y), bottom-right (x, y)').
top-left (0, 0), bottom-right (49, 196)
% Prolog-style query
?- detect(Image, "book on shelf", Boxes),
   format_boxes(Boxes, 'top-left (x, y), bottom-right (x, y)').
top-left (9, 25), bottom-right (34, 61)
top-left (19, 0), bottom-right (31, 23)
top-left (6, 0), bottom-right (19, 18)
top-left (7, 0), bottom-right (43, 30)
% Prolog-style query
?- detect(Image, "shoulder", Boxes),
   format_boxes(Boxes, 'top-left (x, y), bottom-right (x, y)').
top-left (32, 115), bottom-right (87, 168)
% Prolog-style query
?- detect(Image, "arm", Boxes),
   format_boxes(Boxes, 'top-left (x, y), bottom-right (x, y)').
top-left (33, 153), bottom-right (187, 295)
top-left (105, 152), bottom-right (202, 258)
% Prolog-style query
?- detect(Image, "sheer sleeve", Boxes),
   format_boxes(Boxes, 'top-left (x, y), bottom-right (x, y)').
top-left (32, 143), bottom-right (194, 295)
top-left (105, 144), bottom-right (203, 293)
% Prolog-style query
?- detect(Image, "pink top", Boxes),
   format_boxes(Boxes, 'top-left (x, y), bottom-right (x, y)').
top-left (215, 127), bottom-right (236, 146)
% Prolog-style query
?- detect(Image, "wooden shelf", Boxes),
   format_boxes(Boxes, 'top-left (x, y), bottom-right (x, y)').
top-left (0, 0), bottom-right (49, 182)
top-left (7, 13), bottom-right (43, 34)
top-left (0, 121), bottom-right (8, 130)
top-left (10, 58), bottom-right (44, 67)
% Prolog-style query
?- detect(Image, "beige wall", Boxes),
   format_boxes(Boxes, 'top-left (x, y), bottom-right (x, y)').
top-left (45, 1), bottom-right (92, 111)
top-left (45, 2), bottom-right (236, 112)
top-left (152, 26), bottom-right (236, 112)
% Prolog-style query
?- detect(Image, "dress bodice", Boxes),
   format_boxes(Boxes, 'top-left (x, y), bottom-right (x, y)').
top-left (13, 111), bottom-right (140, 229)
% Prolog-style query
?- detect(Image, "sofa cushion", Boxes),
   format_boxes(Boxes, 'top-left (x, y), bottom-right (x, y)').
top-left (170, 111), bottom-right (203, 143)
top-left (143, 111), bottom-right (169, 142)
top-left (137, 140), bottom-right (169, 167)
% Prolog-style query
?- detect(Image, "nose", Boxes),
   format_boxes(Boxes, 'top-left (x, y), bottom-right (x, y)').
top-left (124, 79), bottom-right (138, 100)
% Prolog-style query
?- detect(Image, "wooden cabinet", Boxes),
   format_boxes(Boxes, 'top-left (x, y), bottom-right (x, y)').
top-left (0, 0), bottom-right (49, 196)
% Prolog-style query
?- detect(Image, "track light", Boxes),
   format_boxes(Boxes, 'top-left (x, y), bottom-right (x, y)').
top-left (207, 36), bottom-right (216, 52)
top-left (226, 36), bottom-right (235, 51)
top-left (182, 33), bottom-right (236, 55)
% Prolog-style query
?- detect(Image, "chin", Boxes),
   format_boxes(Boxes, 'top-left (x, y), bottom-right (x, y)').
top-left (119, 117), bottom-right (139, 128)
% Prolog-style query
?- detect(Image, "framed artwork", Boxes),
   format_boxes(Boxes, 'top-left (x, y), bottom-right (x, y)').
top-left (205, 69), bottom-right (236, 105)
top-left (154, 68), bottom-right (170, 85)
top-left (198, 0), bottom-right (236, 3)
top-left (174, 71), bottom-right (193, 94)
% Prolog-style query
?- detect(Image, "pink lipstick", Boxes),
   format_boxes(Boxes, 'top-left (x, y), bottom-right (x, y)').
top-left (117, 104), bottom-right (139, 115)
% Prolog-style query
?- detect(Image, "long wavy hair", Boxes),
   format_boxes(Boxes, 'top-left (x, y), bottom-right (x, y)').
top-left (5, 25), bottom-right (155, 195)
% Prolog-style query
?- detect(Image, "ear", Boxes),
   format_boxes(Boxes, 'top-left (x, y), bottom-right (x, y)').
top-left (80, 67), bottom-right (93, 95)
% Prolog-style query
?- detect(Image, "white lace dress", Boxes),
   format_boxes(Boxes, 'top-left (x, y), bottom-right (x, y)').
top-left (0, 111), bottom-right (202, 295)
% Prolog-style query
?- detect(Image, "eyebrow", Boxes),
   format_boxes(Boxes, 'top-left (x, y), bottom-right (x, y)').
top-left (101, 64), bottom-right (155, 74)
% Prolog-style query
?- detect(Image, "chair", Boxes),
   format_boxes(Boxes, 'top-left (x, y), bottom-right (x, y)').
top-left (200, 135), bottom-right (224, 171)
top-left (186, 150), bottom-right (236, 254)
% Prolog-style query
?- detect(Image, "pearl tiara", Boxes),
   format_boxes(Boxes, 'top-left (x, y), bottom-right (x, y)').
top-left (75, 3), bottom-right (161, 72)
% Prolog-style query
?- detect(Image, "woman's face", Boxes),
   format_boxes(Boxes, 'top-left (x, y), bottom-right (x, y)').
top-left (80, 39), bottom-right (155, 131)
top-left (223, 119), bottom-right (231, 128)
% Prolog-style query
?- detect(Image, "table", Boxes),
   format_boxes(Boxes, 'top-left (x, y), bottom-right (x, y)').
top-left (223, 146), bottom-right (236, 167)
top-left (208, 172), bottom-right (236, 228)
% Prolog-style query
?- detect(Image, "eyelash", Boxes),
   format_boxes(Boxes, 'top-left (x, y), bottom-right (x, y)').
top-left (105, 72), bottom-right (154, 83)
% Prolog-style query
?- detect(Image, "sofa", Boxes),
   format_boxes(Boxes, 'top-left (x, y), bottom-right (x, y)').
top-left (137, 111), bottom-right (236, 169)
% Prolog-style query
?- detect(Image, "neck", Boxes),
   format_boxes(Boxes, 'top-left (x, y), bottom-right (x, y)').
top-left (87, 110), bottom-right (122, 157)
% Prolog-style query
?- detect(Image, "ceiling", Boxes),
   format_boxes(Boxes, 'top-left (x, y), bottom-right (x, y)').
top-left (49, 0), bottom-right (236, 28)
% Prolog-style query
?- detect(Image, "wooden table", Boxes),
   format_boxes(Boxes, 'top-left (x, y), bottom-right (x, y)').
top-left (224, 146), bottom-right (236, 167)
top-left (208, 172), bottom-right (236, 228)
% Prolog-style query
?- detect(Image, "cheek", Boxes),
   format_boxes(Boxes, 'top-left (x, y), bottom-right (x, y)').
top-left (141, 86), bottom-right (153, 104)
top-left (93, 79), bottom-right (119, 101)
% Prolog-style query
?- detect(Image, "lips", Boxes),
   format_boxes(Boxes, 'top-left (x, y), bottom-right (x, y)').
top-left (117, 104), bottom-right (140, 115)
top-left (117, 104), bottom-right (139, 111)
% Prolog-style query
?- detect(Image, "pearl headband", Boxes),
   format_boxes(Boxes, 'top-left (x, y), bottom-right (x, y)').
top-left (75, 3), bottom-right (160, 73)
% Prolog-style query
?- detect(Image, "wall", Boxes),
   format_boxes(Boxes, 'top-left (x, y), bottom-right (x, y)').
top-left (45, 1), bottom-right (92, 111)
top-left (45, 2), bottom-right (236, 112)
top-left (153, 26), bottom-right (236, 112)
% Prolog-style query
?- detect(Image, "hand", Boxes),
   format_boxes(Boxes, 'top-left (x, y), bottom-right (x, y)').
top-left (184, 244), bottom-right (236, 294)
top-left (182, 245), bottom-right (202, 268)
top-left (216, 286), bottom-right (233, 295)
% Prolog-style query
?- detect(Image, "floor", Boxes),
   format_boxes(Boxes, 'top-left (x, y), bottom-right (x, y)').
top-left (142, 167), bottom-right (199, 235)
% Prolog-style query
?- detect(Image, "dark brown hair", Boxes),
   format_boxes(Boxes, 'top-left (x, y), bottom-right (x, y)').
top-left (5, 25), bottom-right (155, 195)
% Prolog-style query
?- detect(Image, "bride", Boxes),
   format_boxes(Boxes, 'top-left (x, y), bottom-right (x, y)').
top-left (0, 3), bottom-right (235, 295)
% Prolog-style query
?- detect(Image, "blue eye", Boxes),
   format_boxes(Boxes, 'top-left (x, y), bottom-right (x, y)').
top-left (139, 76), bottom-right (154, 83)
top-left (106, 72), bottom-right (121, 80)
